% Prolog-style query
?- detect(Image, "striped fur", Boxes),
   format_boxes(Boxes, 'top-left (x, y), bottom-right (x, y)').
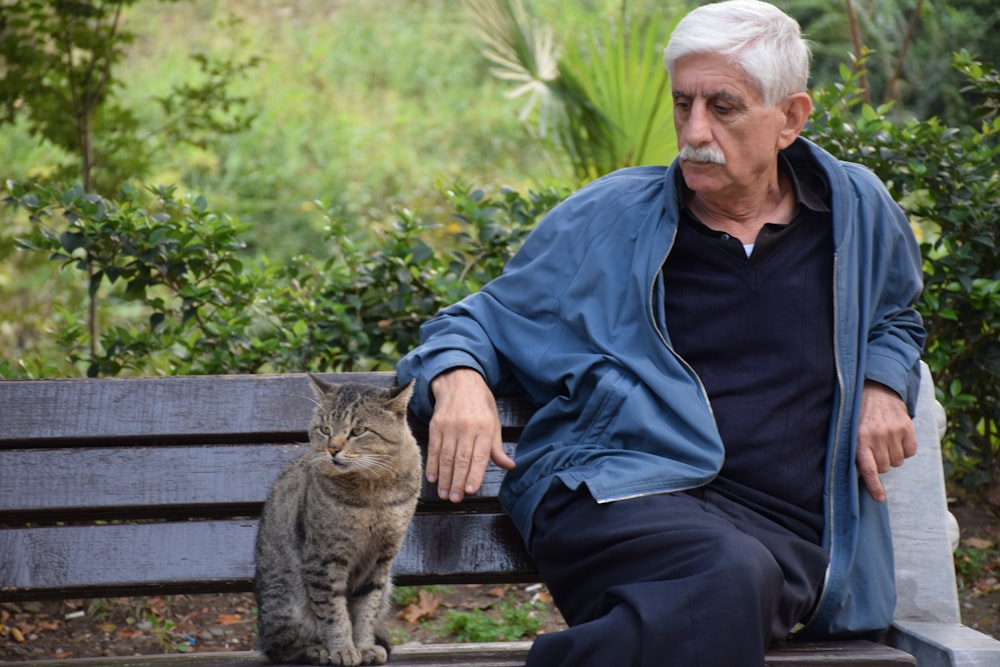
top-left (254, 375), bottom-right (421, 666)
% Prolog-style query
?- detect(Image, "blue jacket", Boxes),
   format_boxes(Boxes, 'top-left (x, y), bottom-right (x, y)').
top-left (396, 137), bottom-right (925, 638)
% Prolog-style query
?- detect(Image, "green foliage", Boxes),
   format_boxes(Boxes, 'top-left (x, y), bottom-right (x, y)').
top-left (5, 181), bottom-right (260, 376)
top-left (467, 0), bottom-right (678, 183)
top-left (2, 179), bottom-right (567, 377)
top-left (807, 52), bottom-right (1000, 488)
top-left (784, 0), bottom-right (1000, 125)
top-left (236, 181), bottom-right (567, 373)
top-left (0, 0), bottom-right (258, 195)
top-left (439, 599), bottom-right (545, 643)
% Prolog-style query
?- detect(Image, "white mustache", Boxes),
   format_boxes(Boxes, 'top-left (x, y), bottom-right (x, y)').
top-left (678, 144), bottom-right (726, 165)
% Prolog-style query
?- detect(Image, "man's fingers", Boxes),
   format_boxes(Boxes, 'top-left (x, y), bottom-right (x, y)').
top-left (425, 428), bottom-right (442, 485)
top-left (857, 447), bottom-right (887, 503)
top-left (446, 435), bottom-right (478, 503)
top-left (492, 440), bottom-right (517, 471)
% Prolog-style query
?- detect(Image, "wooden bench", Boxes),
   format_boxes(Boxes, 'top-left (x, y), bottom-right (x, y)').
top-left (2, 363), bottom-right (999, 666)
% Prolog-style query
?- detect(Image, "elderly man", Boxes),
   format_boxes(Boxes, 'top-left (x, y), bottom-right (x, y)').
top-left (396, 1), bottom-right (925, 665)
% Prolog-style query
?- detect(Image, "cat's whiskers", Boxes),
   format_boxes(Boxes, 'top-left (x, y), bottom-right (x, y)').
top-left (293, 391), bottom-right (323, 410)
top-left (352, 453), bottom-right (398, 474)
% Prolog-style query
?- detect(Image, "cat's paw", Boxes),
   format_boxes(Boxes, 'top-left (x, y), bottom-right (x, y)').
top-left (328, 646), bottom-right (363, 666)
top-left (359, 644), bottom-right (388, 665)
top-left (302, 645), bottom-right (330, 665)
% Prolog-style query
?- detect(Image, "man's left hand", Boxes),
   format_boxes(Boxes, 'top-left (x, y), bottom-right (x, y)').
top-left (856, 380), bottom-right (917, 502)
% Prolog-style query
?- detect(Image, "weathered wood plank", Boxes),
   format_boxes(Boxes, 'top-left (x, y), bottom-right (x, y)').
top-left (0, 640), bottom-right (917, 666)
top-left (0, 513), bottom-right (536, 602)
top-left (0, 375), bottom-right (534, 446)
top-left (0, 443), bottom-right (515, 522)
top-left (764, 641), bottom-right (915, 665)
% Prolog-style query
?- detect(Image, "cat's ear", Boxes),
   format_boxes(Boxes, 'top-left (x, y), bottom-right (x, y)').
top-left (307, 373), bottom-right (335, 399)
top-left (386, 379), bottom-right (415, 416)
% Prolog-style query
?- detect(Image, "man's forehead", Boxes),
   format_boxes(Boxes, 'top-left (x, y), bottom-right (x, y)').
top-left (670, 55), bottom-right (758, 98)
top-left (671, 87), bottom-right (745, 103)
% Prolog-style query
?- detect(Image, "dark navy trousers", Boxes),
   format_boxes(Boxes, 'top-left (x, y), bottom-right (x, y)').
top-left (525, 482), bottom-right (829, 667)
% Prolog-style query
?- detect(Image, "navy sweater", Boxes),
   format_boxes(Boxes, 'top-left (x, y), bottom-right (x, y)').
top-left (662, 165), bottom-right (834, 543)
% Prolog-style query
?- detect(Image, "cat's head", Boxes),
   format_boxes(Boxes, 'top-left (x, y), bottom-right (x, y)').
top-left (306, 374), bottom-right (416, 476)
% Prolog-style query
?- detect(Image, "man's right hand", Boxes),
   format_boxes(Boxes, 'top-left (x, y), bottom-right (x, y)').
top-left (428, 368), bottom-right (516, 503)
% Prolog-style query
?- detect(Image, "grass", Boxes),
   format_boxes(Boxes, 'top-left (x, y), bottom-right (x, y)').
top-left (439, 599), bottom-right (546, 643)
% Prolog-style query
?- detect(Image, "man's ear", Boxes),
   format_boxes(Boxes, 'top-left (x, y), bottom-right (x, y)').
top-left (777, 92), bottom-right (813, 150)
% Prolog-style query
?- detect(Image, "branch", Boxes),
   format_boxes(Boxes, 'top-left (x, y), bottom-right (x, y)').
top-left (843, 0), bottom-right (871, 105)
top-left (884, 0), bottom-right (924, 105)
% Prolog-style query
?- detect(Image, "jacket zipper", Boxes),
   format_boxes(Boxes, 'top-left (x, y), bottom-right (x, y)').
top-left (647, 222), bottom-right (720, 442)
top-left (797, 250), bottom-right (845, 634)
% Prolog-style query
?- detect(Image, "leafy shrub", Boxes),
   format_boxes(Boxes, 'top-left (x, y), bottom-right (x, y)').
top-left (5, 181), bottom-right (261, 376)
top-left (2, 179), bottom-right (567, 377)
top-left (806, 52), bottom-right (1000, 488)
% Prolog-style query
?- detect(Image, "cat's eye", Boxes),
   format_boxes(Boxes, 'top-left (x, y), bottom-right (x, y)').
top-left (350, 426), bottom-right (367, 437)
top-left (319, 425), bottom-right (332, 436)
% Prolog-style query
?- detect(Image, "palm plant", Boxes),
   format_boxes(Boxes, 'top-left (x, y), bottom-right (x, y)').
top-left (466, 0), bottom-right (679, 183)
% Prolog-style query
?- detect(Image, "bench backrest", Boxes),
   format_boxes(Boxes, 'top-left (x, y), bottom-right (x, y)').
top-left (0, 373), bottom-right (537, 601)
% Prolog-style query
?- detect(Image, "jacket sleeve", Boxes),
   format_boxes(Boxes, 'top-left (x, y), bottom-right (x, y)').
top-left (854, 166), bottom-right (926, 415)
top-left (395, 193), bottom-right (584, 421)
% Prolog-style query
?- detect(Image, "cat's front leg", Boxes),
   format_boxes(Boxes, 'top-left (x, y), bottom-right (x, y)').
top-left (318, 597), bottom-right (362, 667)
top-left (306, 578), bottom-right (362, 666)
top-left (349, 578), bottom-right (392, 665)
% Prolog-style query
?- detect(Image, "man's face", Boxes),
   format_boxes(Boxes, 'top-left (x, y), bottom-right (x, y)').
top-left (671, 53), bottom-right (791, 199)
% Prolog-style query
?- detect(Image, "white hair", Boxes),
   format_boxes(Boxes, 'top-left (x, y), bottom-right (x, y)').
top-left (663, 0), bottom-right (811, 107)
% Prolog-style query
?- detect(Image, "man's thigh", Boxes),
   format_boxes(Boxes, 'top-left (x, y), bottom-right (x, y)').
top-left (528, 480), bottom-right (827, 636)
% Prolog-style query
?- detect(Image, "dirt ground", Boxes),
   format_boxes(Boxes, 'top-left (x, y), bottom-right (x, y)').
top-left (0, 583), bottom-right (565, 661)
top-left (3, 492), bottom-right (998, 662)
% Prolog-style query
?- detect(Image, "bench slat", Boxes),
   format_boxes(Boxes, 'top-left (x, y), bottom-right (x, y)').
top-left (0, 375), bottom-right (534, 446)
top-left (0, 640), bottom-right (917, 666)
top-left (0, 444), bottom-right (514, 522)
top-left (0, 513), bottom-right (535, 602)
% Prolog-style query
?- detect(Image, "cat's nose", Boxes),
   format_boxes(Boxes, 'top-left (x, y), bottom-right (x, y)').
top-left (326, 437), bottom-right (346, 456)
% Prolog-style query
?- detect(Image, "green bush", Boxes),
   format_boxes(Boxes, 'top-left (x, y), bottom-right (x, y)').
top-left (2, 178), bottom-right (567, 377)
top-left (806, 52), bottom-right (1000, 488)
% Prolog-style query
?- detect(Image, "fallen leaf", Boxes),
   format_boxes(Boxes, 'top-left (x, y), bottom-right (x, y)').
top-left (36, 620), bottom-right (60, 632)
top-left (396, 589), bottom-right (441, 625)
top-left (99, 623), bottom-right (118, 633)
top-left (117, 628), bottom-right (142, 639)
top-left (10, 627), bottom-right (24, 643)
top-left (54, 652), bottom-right (73, 659)
top-left (965, 536), bottom-right (995, 550)
top-left (216, 614), bottom-right (243, 625)
top-left (487, 587), bottom-right (505, 598)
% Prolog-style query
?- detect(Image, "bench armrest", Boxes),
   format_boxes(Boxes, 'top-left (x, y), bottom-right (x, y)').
top-left (881, 363), bottom-right (1000, 664)
top-left (888, 620), bottom-right (1000, 667)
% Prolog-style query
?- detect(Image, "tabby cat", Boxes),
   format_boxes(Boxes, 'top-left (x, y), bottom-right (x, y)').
top-left (254, 374), bottom-right (422, 666)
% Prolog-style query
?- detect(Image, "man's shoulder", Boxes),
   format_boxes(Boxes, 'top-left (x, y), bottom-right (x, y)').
top-left (788, 137), bottom-right (884, 191)
top-left (584, 165), bottom-right (671, 194)
top-left (554, 165), bottom-right (673, 220)
top-left (533, 165), bottom-right (675, 244)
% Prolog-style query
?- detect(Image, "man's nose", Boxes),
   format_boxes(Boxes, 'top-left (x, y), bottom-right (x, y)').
top-left (682, 103), bottom-right (713, 146)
